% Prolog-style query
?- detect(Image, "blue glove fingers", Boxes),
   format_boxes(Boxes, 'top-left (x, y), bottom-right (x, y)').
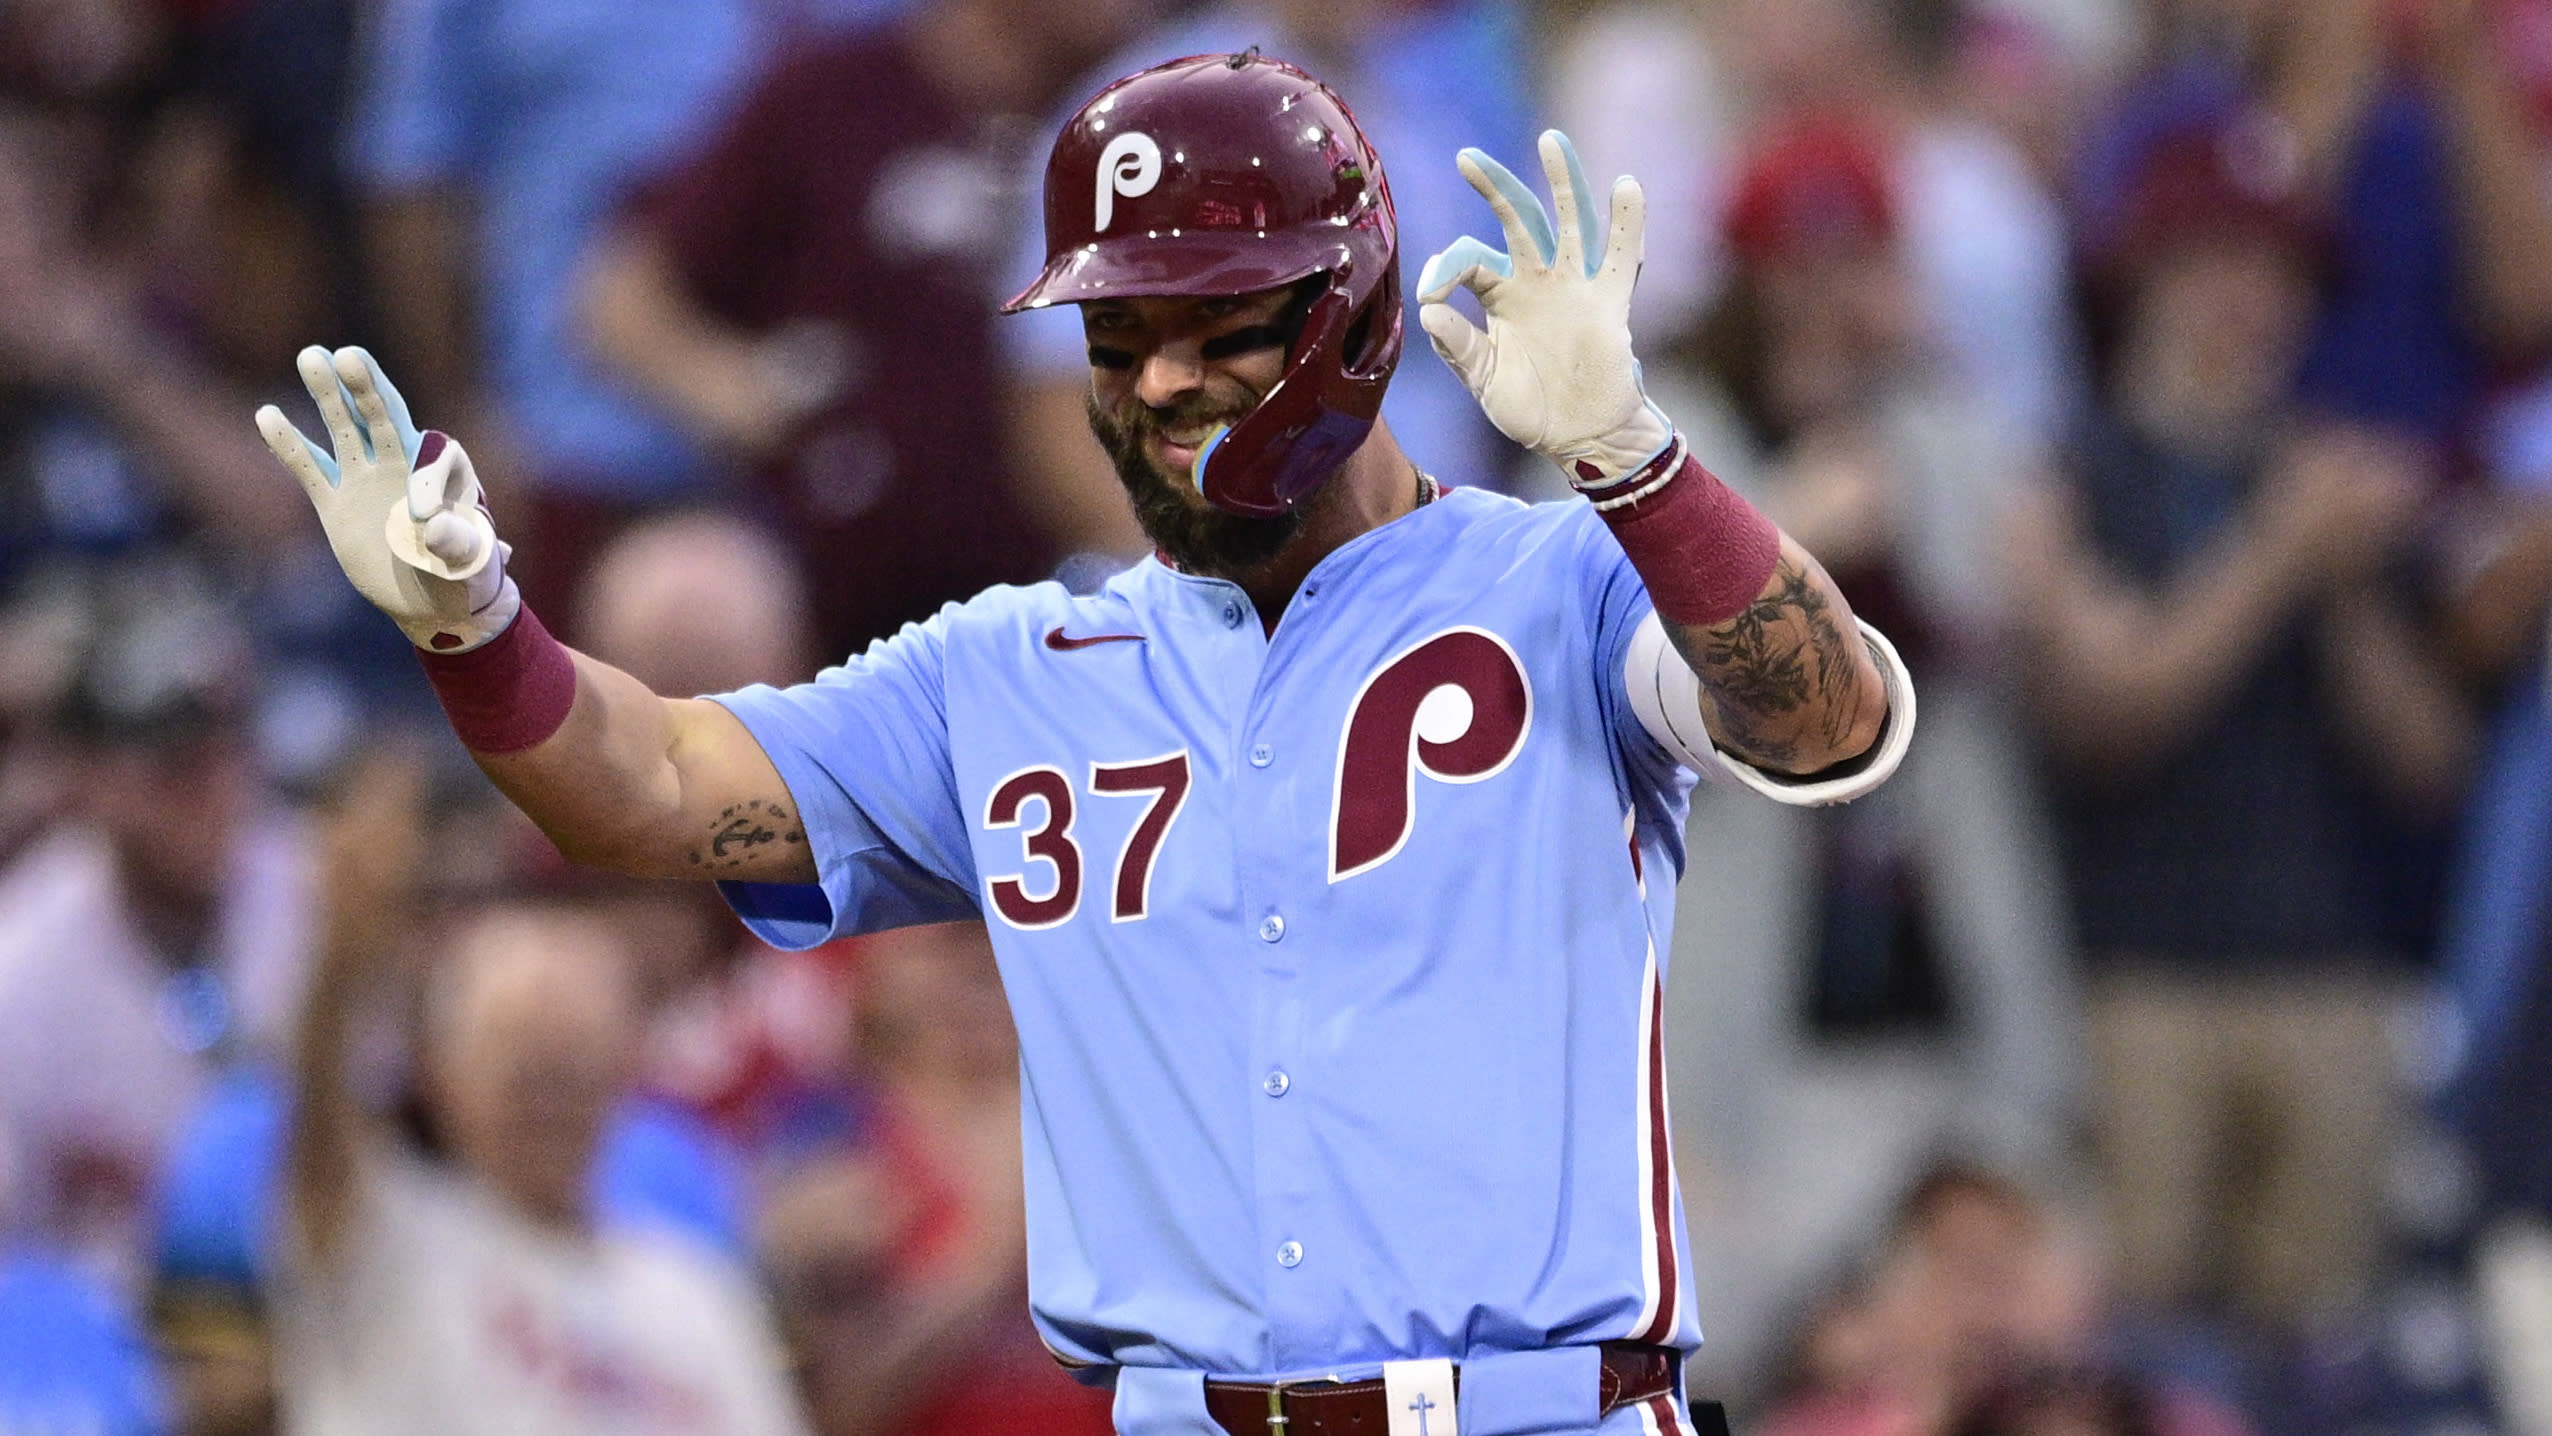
top-left (334, 375), bottom-right (375, 463)
top-left (1458, 146), bottom-right (1556, 268)
top-left (295, 345), bottom-right (366, 465)
top-left (1416, 235), bottom-right (1515, 304)
top-left (337, 346), bottom-right (423, 468)
top-left (300, 430), bottom-right (342, 485)
top-left (1546, 131), bottom-right (1603, 278)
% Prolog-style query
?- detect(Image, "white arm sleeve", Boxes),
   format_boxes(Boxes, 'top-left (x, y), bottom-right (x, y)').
top-left (1624, 611), bottom-right (1916, 806)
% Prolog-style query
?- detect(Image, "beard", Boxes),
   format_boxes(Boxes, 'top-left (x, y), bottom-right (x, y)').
top-left (1084, 386), bottom-right (1303, 576)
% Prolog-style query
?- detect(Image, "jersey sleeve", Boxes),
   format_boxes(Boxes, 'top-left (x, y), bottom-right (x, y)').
top-left (707, 611), bottom-right (981, 950)
top-left (1579, 510), bottom-right (1697, 852)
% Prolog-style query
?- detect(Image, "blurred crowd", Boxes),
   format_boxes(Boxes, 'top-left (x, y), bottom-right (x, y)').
top-left (0, 0), bottom-right (2549, 1432)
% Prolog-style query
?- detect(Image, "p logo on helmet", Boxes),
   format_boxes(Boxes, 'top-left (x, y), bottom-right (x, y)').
top-left (1094, 132), bottom-right (1162, 233)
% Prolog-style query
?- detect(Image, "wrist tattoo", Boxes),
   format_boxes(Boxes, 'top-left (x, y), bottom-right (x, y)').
top-left (689, 798), bottom-right (806, 871)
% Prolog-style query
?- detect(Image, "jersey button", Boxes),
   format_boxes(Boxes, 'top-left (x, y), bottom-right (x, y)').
top-left (1276, 1241), bottom-right (1304, 1269)
top-left (1220, 600), bottom-right (1244, 628)
top-left (1258, 914), bottom-right (1285, 942)
top-left (1249, 743), bottom-right (1274, 768)
top-left (1262, 1069), bottom-right (1290, 1097)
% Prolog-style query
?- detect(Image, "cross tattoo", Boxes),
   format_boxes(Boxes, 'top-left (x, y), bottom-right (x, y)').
top-left (1408, 1392), bottom-right (1436, 1436)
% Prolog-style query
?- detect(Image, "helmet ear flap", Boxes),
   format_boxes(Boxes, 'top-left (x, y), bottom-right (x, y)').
top-left (1199, 289), bottom-right (1369, 517)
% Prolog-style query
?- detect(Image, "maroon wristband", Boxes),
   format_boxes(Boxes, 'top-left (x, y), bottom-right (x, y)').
top-left (1595, 448), bottom-right (1783, 626)
top-left (416, 603), bottom-right (578, 755)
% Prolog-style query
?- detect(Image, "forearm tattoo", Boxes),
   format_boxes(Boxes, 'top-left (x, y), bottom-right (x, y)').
top-left (689, 798), bottom-right (807, 872)
top-left (1674, 559), bottom-right (1863, 769)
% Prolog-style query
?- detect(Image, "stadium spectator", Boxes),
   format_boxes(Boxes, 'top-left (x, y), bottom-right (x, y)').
top-left (579, 0), bottom-right (1153, 659)
top-left (143, 834), bottom-right (769, 1436)
top-left (1759, 1162), bottom-right (2249, 1436)
top-left (572, 511), bottom-right (815, 700)
top-left (274, 758), bottom-right (806, 1434)
top-left (998, 0), bottom-right (1531, 536)
top-left (1661, 113), bottom-right (2077, 1397)
top-left (0, 566), bottom-right (316, 1302)
top-left (2074, 0), bottom-right (2552, 449)
top-left (2004, 117), bottom-right (2476, 1335)
top-left (343, 0), bottom-right (867, 620)
top-left (562, 510), bottom-right (887, 1174)
top-left (1551, 0), bottom-right (2085, 451)
top-left (0, 0), bottom-right (438, 796)
top-left (0, 0), bottom-right (308, 578)
top-left (2440, 288), bottom-right (2552, 1436)
top-left (760, 921), bottom-right (1113, 1436)
top-left (1716, 113), bottom-right (2073, 1137)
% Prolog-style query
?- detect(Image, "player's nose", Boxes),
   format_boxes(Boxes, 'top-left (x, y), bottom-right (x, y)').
top-left (1135, 345), bottom-right (1208, 409)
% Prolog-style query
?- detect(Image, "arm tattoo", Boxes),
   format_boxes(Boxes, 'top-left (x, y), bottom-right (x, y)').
top-left (1674, 558), bottom-right (1863, 768)
top-left (687, 798), bottom-right (806, 872)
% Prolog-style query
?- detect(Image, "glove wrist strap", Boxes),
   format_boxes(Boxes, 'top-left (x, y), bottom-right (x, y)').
top-left (1553, 400), bottom-right (1676, 487)
top-left (397, 576), bottom-right (520, 654)
top-left (1571, 430), bottom-right (1687, 510)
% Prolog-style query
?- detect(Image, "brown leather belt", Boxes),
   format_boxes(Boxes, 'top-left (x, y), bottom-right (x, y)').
top-left (1201, 1343), bottom-right (1678, 1436)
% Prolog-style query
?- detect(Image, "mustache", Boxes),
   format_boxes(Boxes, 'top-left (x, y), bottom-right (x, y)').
top-left (1092, 388), bottom-right (1259, 454)
top-left (1084, 387), bottom-right (1300, 575)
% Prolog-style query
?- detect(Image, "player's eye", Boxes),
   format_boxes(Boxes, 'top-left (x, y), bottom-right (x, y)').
top-left (1087, 345), bottom-right (1137, 371)
top-left (1199, 325), bottom-right (1287, 361)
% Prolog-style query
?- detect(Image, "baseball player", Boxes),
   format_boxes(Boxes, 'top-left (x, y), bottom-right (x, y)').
top-left (259, 51), bottom-right (1912, 1436)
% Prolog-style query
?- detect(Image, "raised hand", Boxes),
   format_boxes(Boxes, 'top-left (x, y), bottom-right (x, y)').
top-left (257, 345), bottom-right (519, 651)
top-left (1415, 130), bottom-right (1673, 485)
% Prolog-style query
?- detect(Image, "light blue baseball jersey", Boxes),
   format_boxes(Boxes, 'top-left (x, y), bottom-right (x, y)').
top-left (714, 487), bottom-right (1711, 1431)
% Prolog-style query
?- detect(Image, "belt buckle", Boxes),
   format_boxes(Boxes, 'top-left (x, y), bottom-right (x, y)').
top-left (1260, 1373), bottom-right (1348, 1433)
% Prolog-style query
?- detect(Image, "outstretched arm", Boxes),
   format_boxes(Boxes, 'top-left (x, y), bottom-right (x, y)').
top-left (257, 345), bottom-right (815, 883)
top-left (1419, 132), bottom-right (1892, 778)
top-left (287, 753), bottom-right (425, 1270)
top-left (475, 658), bottom-right (814, 882)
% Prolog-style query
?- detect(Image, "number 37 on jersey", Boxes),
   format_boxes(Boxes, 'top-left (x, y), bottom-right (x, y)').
top-left (978, 628), bottom-right (1534, 930)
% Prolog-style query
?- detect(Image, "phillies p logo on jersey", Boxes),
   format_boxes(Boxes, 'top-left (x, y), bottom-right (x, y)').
top-left (1331, 627), bottom-right (1533, 882)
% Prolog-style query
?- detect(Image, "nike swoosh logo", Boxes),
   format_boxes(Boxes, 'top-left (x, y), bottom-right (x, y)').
top-left (1045, 626), bottom-right (1147, 651)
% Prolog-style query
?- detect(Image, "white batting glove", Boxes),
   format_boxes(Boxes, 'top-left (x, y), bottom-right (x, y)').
top-left (1416, 130), bottom-right (1675, 486)
top-left (256, 346), bottom-right (518, 652)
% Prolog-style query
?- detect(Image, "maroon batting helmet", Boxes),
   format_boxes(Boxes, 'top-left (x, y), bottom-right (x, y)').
top-left (1003, 50), bottom-right (1403, 518)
